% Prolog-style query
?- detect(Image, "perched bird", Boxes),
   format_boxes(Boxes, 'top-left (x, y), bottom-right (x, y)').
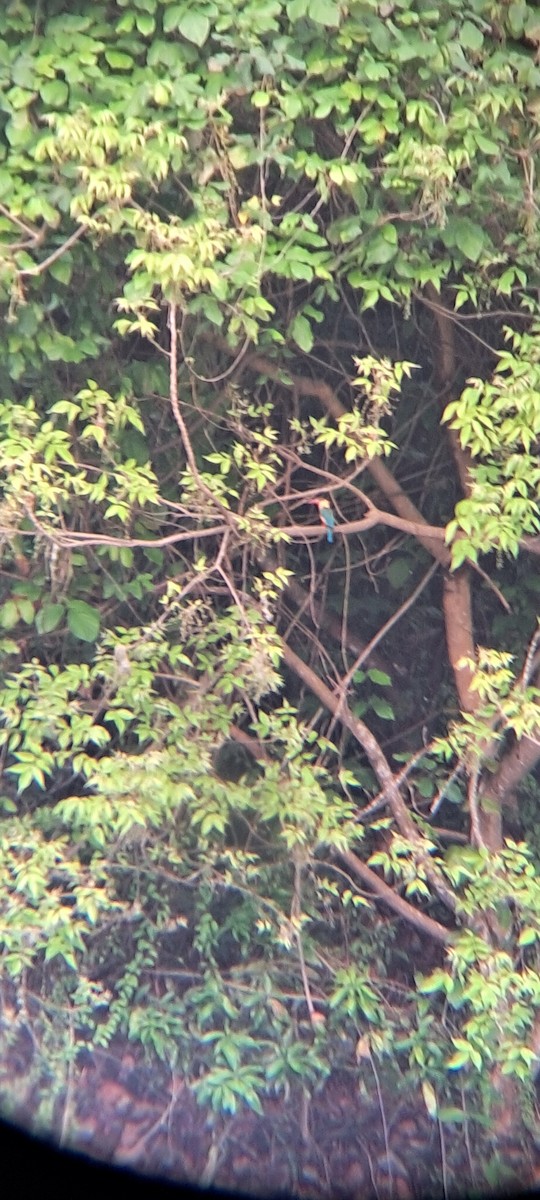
top-left (311, 497), bottom-right (336, 543)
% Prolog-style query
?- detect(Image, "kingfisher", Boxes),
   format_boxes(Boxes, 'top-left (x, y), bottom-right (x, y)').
top-left (311, 497), bottom-right (336, 543)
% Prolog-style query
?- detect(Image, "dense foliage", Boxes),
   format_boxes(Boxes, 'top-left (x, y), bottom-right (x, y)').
top-left (1, 0), bottom-right (540, 1173)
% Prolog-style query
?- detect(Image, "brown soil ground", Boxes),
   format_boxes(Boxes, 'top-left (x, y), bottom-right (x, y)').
top-left (0, 1020), bottom-right (538, 1199)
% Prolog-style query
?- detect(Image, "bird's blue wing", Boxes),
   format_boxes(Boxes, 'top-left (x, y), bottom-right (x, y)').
top-left (324, 509), bottom-right (335, 543)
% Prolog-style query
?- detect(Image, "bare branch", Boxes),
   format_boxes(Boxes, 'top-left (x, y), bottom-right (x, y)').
top-left (18, 224), bottom-right (86, 277)
top-left (334, 560), bottom-right (439, 700)
top-left (282, 642), bottom-right (458, 914)
top-left (340, 850), bottom-right (450, 944)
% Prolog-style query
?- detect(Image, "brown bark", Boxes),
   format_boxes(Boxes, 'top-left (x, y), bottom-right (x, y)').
top-left (236, 345), bottom-right (452, 556)
top-left (480, 733), bottom-right (540, 819)
top-left (421, 287), bottom-right (502, 847)
top-left (364, 458), bottom-right (451, 565)
top-left (423, 282), bottom-right (474, 497)
top-left (340, 850), bottom-right (450, 945)
top-left (230, 341), bottom-right (532, 850)
top-left (441, 570), bottom-right (477, 714)
top-left (282, 642), bottom-right (458, 917)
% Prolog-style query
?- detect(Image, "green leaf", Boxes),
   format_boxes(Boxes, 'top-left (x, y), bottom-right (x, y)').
top-left (0, 638), bottom-right (20, 655)
top-left (422, 1080), bottom-right (438, 1120)
top-left (451, 538), bottom-right (477, 568)
top-left (163, 5), bottom-right (182, 32)
top-left (308, 0), bottom-right (341, 26)
top-left (518, 927), bottom-right (538, 946)
top-left (17, 598), bottom-right (34, 624)
top-left (474, 133), bottom-right (499, 155)
top-left (370, 696), bottom-right (394, 720)
top-left (367, 668), bottom-right (392, 687)
top-left (104, 50), bottom-right (134, 70)
top-left (39, 79), bottom-right (69, 107)
top-left (178, 12), bottom-right (211, 46)
top-left (446, 1050), bottom-right (469, 1070)
top-left (287, 0), bottom-right (309, 20)
top-left (386, 557), bottom-right (413, 588)
top-left (416, 776), bottom-right (434, 799)
top-left (49, 256), bottom-right (72, 285)
top-left (153, 81), bottom-right (170, 106)
top-left (290, 314), bottom-right (314, 353)
top-left (443, 217), bottom-right (485, 263)
top-left (365, 231), bottom-right (398, 266)
top-left (455, 224), bottom-right (485, 263)
top-left (437, 1107), bottom-right (468, 1124)
top-left (136, 13), bottom-right (155, 36)
top-left (0, 601), bottom-right (19, 629)
top-left (36, 602), bottom-right (64, 635)
top-left (66, 600), bottom-right (100, 643)
top-left (460, 21), bottom-right (483, 51)
top-left (416, 969), bottom-right (448, 995)
top-left (204, 297), bottom-right (224, 326)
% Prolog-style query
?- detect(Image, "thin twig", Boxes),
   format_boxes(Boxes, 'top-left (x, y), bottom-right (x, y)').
top-left (283, 642), bottom-right (458, 915)
top-left (369, 1045), bottom-right (394, 1200)
top-left (468, 764), bottom-right (485, 850)
top-left (336, 560), bottom-right (439, 705)
top-left (292, 854), bottom-right (318, 1024)
top-left (19, 224), bottom-right (86, 277)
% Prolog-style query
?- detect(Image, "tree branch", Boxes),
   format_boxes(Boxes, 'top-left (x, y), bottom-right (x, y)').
top-left (340, 850), bottom-right (450, 944)
top-left (424, 282), bottom-right (474, 496)
top-left (282, 642), bottom-right (458, 914)
top-left (441, 570), bottom-right (477, 714)
top-left (18, 224), bottom-right (86, 277)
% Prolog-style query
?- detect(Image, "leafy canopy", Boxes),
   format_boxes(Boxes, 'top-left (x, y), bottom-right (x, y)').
top-left (0, 0), bottom-right (540, 1158)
